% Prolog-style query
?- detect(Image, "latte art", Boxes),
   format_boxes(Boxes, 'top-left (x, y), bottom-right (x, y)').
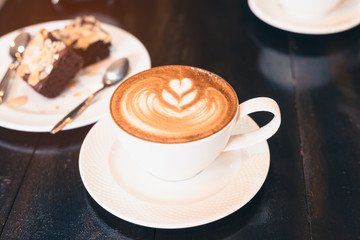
top-left (110, 66), bottom-right (238, 143)
top-left (162, 78), bottom-right (197, 109)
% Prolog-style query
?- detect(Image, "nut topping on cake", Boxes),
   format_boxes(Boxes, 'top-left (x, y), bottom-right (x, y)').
top-left (51, 16), bottom-right (111, 50)
top-left (17, 29), bottom-right (66, 86)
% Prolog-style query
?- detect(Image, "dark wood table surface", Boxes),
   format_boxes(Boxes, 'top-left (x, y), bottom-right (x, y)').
top-left (0, 0), bottom-right (359, 239)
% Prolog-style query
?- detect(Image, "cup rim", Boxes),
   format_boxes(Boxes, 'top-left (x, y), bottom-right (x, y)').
top-left (109, 65), bottom-right (239, 144)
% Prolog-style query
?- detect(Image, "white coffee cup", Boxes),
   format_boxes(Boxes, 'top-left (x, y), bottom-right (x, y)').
top-left (110, 66), bottom-right (281, 181)
top-left (278, 0), bottom-right (343, 20)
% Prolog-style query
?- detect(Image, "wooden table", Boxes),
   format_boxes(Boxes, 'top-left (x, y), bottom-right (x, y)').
top-left (0, 0), bottom-right (359, 239)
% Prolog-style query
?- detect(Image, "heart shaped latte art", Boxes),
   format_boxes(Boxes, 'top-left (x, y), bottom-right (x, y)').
top-left (162, 78), bottom-right (198, 109)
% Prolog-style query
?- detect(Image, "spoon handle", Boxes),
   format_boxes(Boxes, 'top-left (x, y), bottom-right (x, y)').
top-left (50, 86), bottom-right (105, 134)
top-left (0, 61), bottom-right (16, 104)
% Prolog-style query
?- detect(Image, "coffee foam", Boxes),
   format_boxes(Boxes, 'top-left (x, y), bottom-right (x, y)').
top-left (110, 66), bottom-right (238, 143)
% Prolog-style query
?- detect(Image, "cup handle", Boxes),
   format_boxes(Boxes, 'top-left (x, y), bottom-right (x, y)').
top-left (224, 97), bottom-right (281, 151)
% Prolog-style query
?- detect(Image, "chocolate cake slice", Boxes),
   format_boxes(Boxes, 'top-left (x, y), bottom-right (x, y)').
top-left (51, 16), bottom-right (111, 66)
top-left (17, 29), bottom-right (83, 98)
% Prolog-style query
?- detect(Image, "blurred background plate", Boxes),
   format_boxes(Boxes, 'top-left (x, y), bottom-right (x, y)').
top-left (248, 0), bottom-right (360, 34)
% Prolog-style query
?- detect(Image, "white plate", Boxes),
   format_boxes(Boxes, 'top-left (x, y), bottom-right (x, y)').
top-left (79, 114), bottom-right (270, 229)
top-left (0, 20), bottom-right (151, 132)
top-left (248, 0), bottom-right (360, 34)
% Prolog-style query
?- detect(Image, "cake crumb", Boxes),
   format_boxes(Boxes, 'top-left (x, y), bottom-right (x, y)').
top-left (5, 96), bottom-right (28, 108)
top-left (73, 92), bottom-right (81, 97)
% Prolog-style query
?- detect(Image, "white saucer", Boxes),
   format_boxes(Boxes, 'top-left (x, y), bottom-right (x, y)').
top-left (79, 115), bottom-right (270, 229)
top-left (248, 0), bottom-right (360, 34)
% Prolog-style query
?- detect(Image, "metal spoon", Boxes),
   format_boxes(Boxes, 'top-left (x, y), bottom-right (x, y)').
top-left (0, 32), bottom-right (31, 104)
top-left (50, 57), bottom-right (129, 134)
